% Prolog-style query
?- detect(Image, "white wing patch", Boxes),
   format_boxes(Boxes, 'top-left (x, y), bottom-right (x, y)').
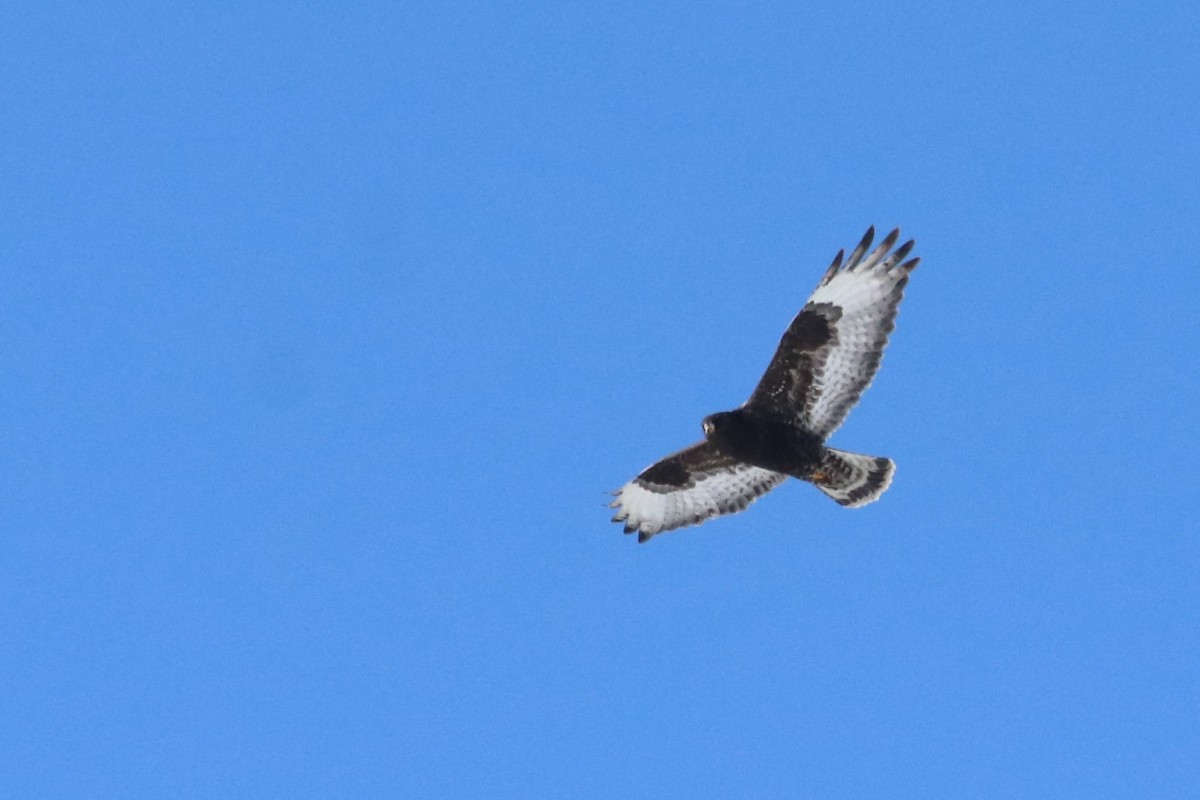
top-left (611, 455), bottom-right (786, 542)
top-left (802, 228), bottom-right (917, 437)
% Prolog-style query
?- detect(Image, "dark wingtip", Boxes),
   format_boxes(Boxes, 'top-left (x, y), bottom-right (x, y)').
top-left (860, 226), bottom-right (876, 253)
top-left (846, 227), bottom-right (875, 270)
top-left (637, 531), bottom-right (652, 543)
top-left (901, 256), bottom-right (921, 272)
top-left (821, 248), bottom-right (845, 282)
top-left (882, 239), bottom-right (915, 270)
top-left (859, 228), bottom-right (902, 271)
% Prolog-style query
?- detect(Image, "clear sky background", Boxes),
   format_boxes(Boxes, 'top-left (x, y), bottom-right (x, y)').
top-left (3, 2), bottom-right (1198, 797)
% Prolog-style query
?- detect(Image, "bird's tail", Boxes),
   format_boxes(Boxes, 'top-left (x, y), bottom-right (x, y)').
top-left (811, 447), bottom-right (895, 508)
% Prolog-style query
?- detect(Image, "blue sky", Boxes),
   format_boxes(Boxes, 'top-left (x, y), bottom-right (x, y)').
top-left (3, 1), bottom-right (1198, 797)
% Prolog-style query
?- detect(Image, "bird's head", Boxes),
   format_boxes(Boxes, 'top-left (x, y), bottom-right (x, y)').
top-left (701, 411), bottom-right (736, 441)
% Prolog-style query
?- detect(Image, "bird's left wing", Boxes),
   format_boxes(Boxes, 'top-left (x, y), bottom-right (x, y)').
top-left (746, 227), bottom-right (919, 437)
top-left (611, 441), bottom-right (786, 542)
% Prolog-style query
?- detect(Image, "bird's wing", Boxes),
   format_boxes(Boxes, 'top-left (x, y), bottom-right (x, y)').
top-left (745, 227), bottom-right (919, 438)
top-left (611, 441), bottom-right (786, 542)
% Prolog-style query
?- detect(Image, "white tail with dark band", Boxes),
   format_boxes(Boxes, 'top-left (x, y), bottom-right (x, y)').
top-left (812, 447), bottom-right (895, 508)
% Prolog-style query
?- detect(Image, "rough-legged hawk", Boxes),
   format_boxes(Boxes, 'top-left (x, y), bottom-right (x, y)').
top-left (611, 227), bottom-right (919, 542)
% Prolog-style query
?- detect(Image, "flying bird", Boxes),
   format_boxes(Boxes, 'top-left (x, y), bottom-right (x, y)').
top-left (611, 227), bottom-right (920, 542)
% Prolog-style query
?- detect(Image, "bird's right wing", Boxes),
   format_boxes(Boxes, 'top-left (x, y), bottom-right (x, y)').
top-left (611, 441), bottom-right (786, 542)
top-left (746, 227), bottom-right (919, 438)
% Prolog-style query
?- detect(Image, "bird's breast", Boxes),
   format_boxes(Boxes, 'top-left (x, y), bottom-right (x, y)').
top-left (716, 414), bottom-right (823, 476)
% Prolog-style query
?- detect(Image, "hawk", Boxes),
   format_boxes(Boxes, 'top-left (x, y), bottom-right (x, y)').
top-left (611, 227), bottom-right (920, 542)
